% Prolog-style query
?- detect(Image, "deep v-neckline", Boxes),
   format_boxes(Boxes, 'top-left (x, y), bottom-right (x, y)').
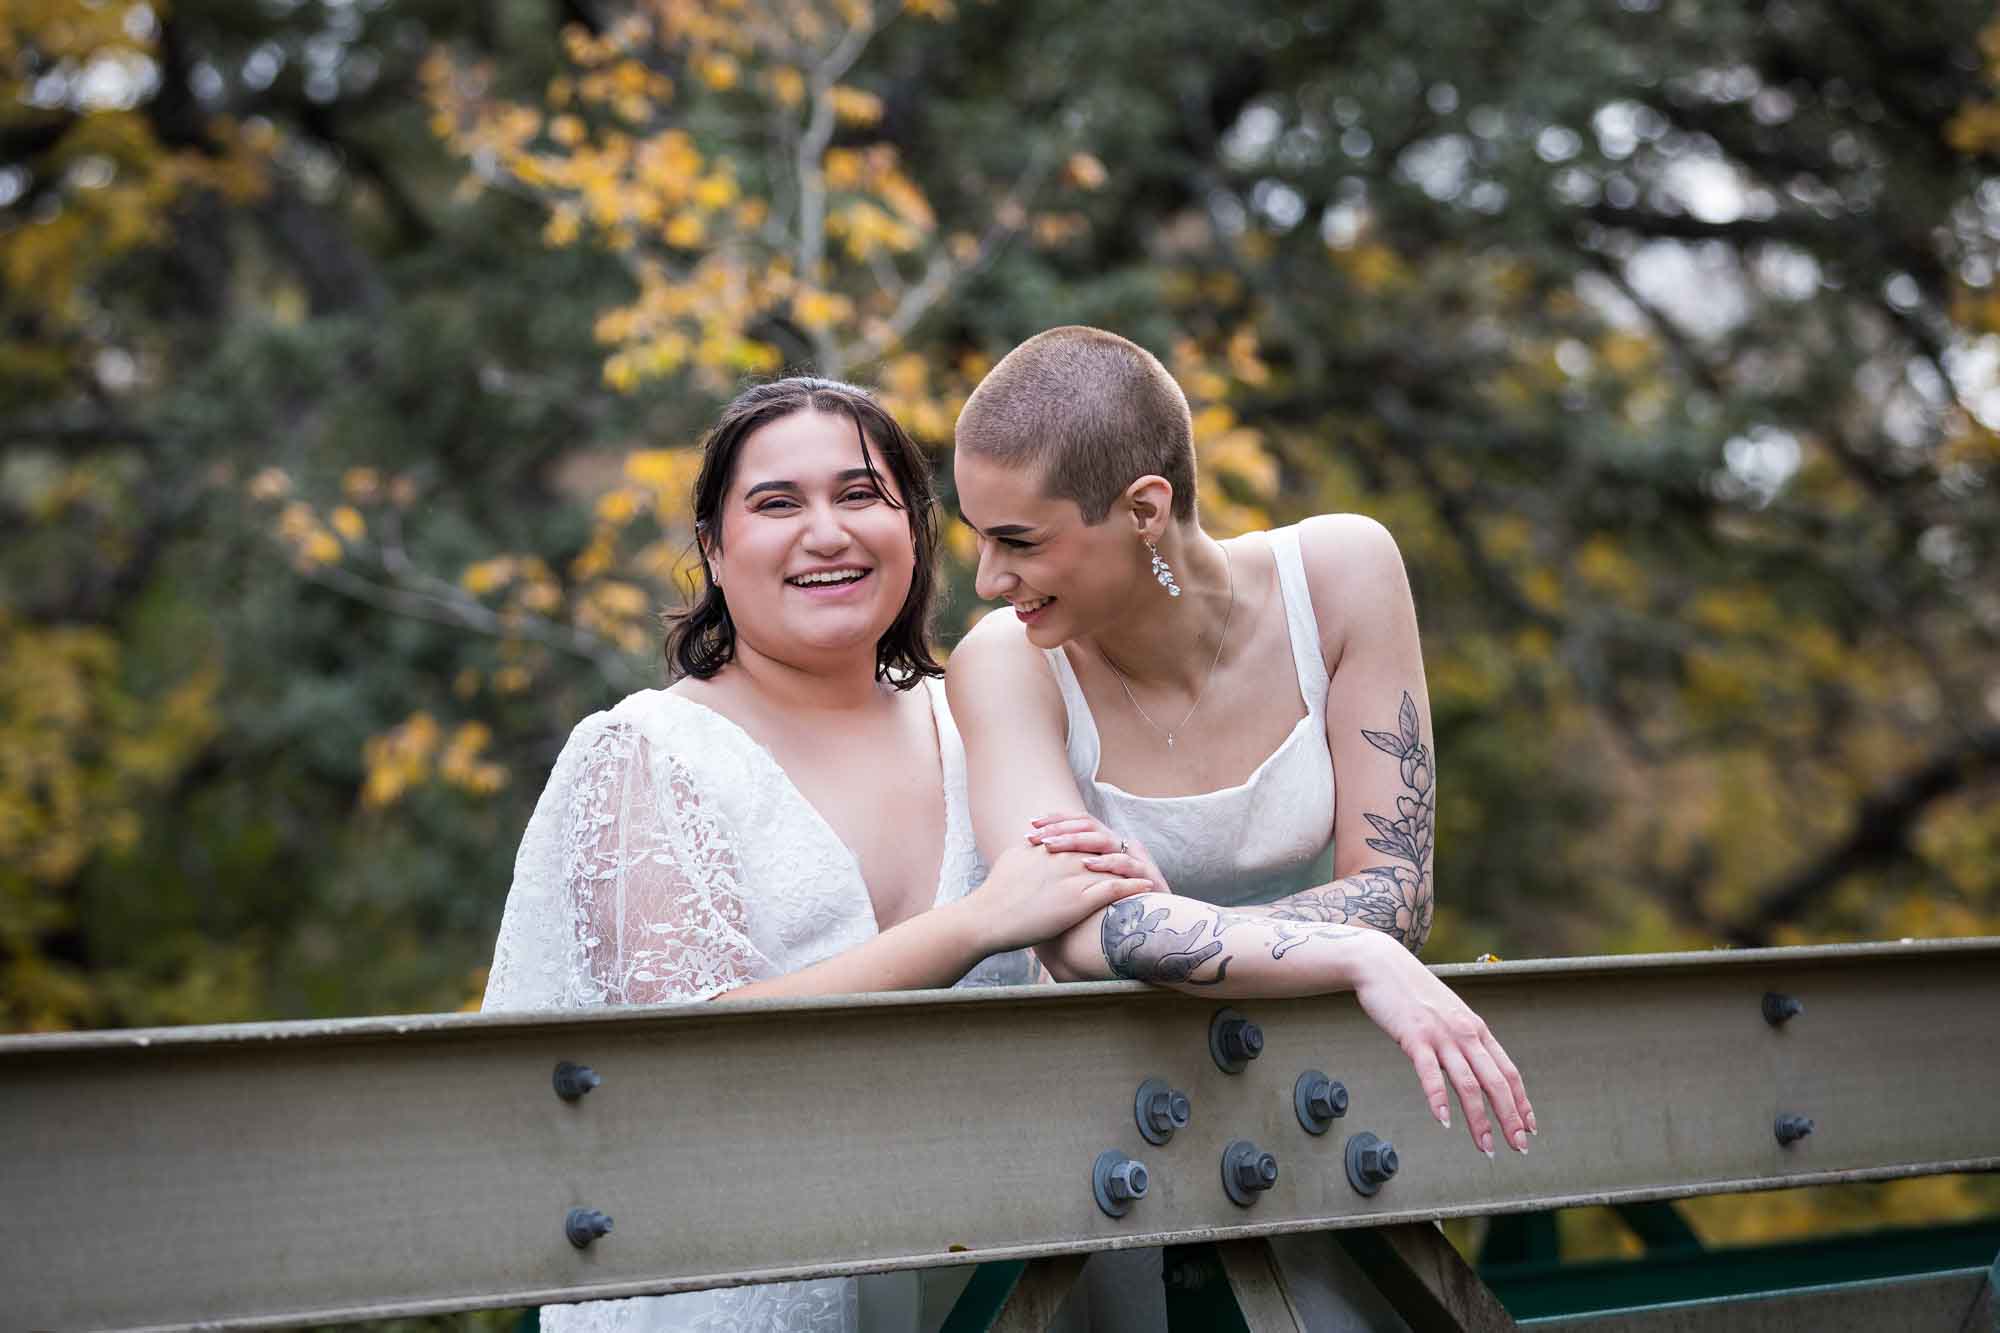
top-left (663, 684), bottom-right (953, 934)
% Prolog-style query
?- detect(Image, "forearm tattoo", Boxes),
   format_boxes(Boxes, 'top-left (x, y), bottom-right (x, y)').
top-left (1270, 691), bottom-right (1435, 954)
top-left (1102, 899), bottom-right (1232, 984)
top-left (1100, 900), bottom-right (1363, 985)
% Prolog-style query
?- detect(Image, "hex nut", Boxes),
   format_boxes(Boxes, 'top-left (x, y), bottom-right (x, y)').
top-left (1221, 1139), bottom-right (1280, 1206)
top-left (1294, 1069), bottom-right (1350, 1135)
top-left (1209, 1008), bottom-right (1266, 1074)
top-left (1136, 1077), bottom-right (1192, 1145)
top-left (565, 1207), bottom-right (614, 1248)
top-left (1775, 1113), bottom-right (1815, 1147)
top-left (1345, 1131), bottom-right (1399, 1196)
top-left (553, 1061), bottom-right (601, 1101)
top-left (1762, 992), bottom-right (1804, 1026)
top-left (1092, 1149), bottom-right (1149, 1218)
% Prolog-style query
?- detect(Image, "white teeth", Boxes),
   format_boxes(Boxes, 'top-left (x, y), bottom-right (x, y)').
top-left (1016, 596), bottom-right (1052, 613)
top-left (789, 569), bottom-right (866, 586)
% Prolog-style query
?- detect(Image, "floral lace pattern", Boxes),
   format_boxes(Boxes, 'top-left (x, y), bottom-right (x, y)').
top-left (484, 680), bottom-right (1026, 1331)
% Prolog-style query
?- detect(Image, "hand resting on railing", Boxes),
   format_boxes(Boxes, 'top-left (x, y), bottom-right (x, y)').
top-left (1019, 864), bottom-right (1534, 1161)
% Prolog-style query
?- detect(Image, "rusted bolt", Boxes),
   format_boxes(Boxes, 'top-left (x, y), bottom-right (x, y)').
top-left (1294, 1069), bottom-right (1350, 1135)
top-left (1210, 1008), bottom-right (1265, 1073)
top-left (565, 1207), bottom-right (614, 1248)
top-left (1136, 1077), bottom-right (1192, 1145)
top-left (1345, 1131), bottom-right (1400, 1196)
top-left (1762, 993), bottom-right (1803, 1026)
top-left (1775, 1113), bottom-right (1815, 1147)
top-left (553, 1061), bottom-right (601, 1101)
top-left (1221, 1139), bottom-right (1279, 1206)
top-left (1092, 1149), bottom-right (1149, 1218)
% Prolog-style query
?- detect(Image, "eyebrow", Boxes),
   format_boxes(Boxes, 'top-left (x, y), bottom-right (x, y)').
top-left (743, 468), bottom-right (879, 501)
top-left (961, 514), bottom-right (1037, 538)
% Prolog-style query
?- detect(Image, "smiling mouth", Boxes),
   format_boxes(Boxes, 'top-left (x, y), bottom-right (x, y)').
top-left (786, 568), bottom-right (871, 588)
top-left (1014, 595), bottom-right (1054, 615)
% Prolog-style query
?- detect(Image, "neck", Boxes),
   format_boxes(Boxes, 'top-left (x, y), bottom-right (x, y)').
top-left (1085, 524), bottom-right (1235, 691)
top-left (725, 636), bottom-right (889, 714)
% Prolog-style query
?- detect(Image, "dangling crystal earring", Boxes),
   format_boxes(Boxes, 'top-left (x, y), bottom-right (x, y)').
top-left (1147, 539), bottom-right (1182, 598)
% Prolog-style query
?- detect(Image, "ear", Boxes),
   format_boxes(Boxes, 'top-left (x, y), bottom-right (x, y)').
top-left (696, 522), bottom-right (722, 588)
top-left (1123, 475), bottom-right (1176, 542)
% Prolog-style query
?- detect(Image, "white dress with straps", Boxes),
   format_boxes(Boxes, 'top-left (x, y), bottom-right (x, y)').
top-left (1043, 524), bottom-right (1339, 905)
top-left (483, 676), bottom-right (1029, 1332)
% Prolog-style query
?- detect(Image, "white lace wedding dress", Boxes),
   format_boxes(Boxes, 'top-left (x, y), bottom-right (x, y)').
top-left (484, 676), bottom-right (1030, 1332)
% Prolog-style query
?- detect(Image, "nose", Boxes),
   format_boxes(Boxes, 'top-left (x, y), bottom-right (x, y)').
top-left (800, 500), bottom-right (852, 556)
top-left (973, 540), bottom-right (1015, 601)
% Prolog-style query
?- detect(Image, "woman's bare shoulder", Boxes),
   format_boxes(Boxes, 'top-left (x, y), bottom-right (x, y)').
top-left (1292, 514), bottom-right (1413, 656)
top-left (944, 609), bottom-right (1064, 728)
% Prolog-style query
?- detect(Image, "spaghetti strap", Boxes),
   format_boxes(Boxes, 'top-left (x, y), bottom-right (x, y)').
top-left (1042, 645), bottom-right (1104, 782)
top-left (1266, 526), bottom-right (1331, 706)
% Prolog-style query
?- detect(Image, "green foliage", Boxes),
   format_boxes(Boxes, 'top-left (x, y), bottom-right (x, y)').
top-left (2, 0), bottom-right (1995, 1026)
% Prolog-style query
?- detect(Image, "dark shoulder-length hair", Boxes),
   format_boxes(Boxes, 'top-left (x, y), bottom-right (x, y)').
top-left (663, 376), bottom-right (945, 689)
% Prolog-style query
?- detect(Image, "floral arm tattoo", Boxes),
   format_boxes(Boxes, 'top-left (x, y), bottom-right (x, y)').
top-left (1268, 691), bottom-right (1435, 954)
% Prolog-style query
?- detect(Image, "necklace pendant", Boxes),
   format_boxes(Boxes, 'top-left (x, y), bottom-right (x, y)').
top-left (1166, 734), bottom-right (1175, 749)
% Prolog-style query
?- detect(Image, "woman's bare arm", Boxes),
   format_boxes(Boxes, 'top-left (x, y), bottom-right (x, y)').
top-left (1035, 888), bottom-right (1534, 1157)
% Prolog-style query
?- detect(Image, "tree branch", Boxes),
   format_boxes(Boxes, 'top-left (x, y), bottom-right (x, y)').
top-left (1725, 726), bottom-right (2000, 945)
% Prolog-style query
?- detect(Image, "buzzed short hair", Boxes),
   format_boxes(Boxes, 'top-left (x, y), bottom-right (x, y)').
top-left (955, 326), bottom-right (1197, 523)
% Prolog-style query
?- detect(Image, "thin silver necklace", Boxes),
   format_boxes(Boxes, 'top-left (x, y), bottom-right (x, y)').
top-left (1099, 547), bottom-right (1234, 749)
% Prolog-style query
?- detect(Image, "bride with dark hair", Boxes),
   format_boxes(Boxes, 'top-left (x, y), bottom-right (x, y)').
top-left (484, 377), bottom-right (1156, 1332)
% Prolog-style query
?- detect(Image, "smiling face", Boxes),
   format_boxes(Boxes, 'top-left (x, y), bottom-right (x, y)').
top-left (954, 447), bottom-right (1155, 648)
top-left (708, 408), bottom-right (918, 668)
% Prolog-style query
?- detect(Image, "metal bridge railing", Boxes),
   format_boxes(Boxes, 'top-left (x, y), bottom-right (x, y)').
top-left (4, 938), bottom-right (1997, 1331)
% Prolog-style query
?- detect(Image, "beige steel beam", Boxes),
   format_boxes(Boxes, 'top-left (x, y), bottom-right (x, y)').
top-left (2, 939), bottom-right (1997, 1331)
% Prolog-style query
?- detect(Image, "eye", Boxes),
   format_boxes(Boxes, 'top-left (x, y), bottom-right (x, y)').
top-left (999, 537), bottom-right (1035, 551)
top-left (754, 496), bottom-right (800, 512)
top-left (840, 486), bottom-right (881, 504)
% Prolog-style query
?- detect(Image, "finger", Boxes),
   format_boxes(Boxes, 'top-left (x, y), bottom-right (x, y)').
top-left (1030, 812), bottom-right (1093, 828)
top-left (1085, 877), bottom-right (1156, 904)
top-left (1081, 853), bottom-right (1150, 878)
top-left (1482, 1031), bottom-right (1535, 1137)
top-left (1038, 830), bottom-right (1120, 853)
top-left (1031, 818), bottom-right (1102, 838)
top-left (1438, 1045), bottom-right (1496, 1157)
top-left (1407, 1042), bottom-right (1453, 1131)
top-left (1462, 1038), bottom-right (1527, 1153)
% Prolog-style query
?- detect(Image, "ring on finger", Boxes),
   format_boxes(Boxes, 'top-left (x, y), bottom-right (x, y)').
top-left (1119, 840), bottom-right (1129, 855)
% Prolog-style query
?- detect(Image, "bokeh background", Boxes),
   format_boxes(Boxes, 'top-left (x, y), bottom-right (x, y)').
top-left (5, 0), bottom-right (1998, 1307)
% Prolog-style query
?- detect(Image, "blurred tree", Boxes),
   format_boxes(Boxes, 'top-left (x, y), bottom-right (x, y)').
top-left (1, 0), bottom-right (1994, 1037)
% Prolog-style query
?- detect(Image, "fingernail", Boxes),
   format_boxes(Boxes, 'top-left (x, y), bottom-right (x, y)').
top-left (1436, 1108), bottom-right (1450, 1129)
top-left (1514, 1132), bottom-right (1529, 1154)
top-left (1480, 1133), bottom-right (1494, 1155)
top-left (1483, 1147), bottom-right (1495, 1160)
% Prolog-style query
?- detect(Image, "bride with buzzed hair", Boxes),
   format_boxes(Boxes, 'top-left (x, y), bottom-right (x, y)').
top-left (949, 326), bottom-right (1535, 1329)
top-left (948, 326), bottom-right (1533, 1154)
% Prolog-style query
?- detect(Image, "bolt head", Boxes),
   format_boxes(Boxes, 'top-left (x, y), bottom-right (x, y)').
top-left (1239, 1022), bottom-right (1265, 1058)
top-left (1168, 1091), bottom-right (1191, 1127)
top-left (1307, 1078), bottom-right (1348, 1120)
top-left (1360, 1141), bottom-right (1400, 1182)
top-left (1108, 1159), bottom-right (1148, 1200)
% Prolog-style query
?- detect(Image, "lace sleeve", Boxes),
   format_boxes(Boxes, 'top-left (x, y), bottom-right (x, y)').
top-left (484, 714), bottom-right (773, 1012)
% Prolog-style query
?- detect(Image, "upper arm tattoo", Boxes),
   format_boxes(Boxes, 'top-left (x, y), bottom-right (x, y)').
top-left (1271, 690), bottom-right (1435, 954)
